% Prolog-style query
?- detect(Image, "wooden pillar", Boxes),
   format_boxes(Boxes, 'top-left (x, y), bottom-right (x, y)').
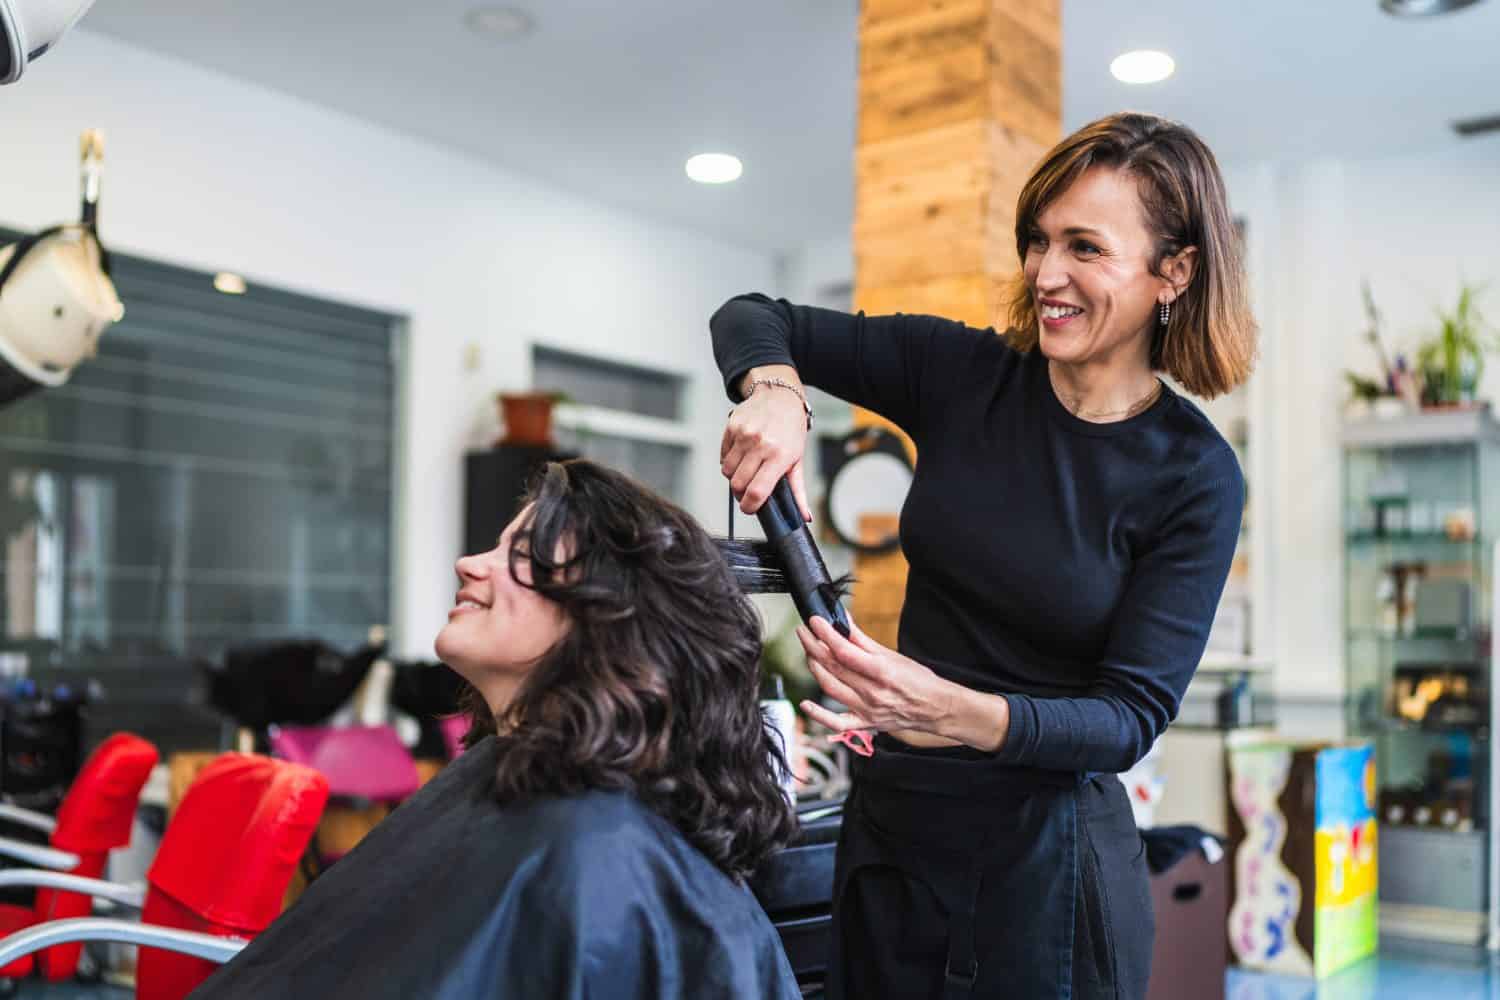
top-left (848, 0), bottom-right (1060, 647)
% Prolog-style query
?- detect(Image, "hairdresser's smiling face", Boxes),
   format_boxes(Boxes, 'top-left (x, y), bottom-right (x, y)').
top-left (435, 505), bottom-right (570, 689)
top-left (1023, 166), bottom-right (1176, 372)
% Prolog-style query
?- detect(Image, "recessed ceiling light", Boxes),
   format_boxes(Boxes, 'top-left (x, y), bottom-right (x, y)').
top-left (1110, 49), bottom-right (1176, 85)
top-left (464, 6), bottom-right (535, 41)
top-left (685, 153), bottom-right (743, 185)
top-left (1380, 0), bottom-right (1483, 16)
top-left (213, 272), bottom-right (247, 295)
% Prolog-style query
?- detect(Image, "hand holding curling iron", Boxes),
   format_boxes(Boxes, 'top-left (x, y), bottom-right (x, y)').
top-left (721, 364), bottom-right (814, 521)
top-left (796, 616), bottom-right (1010, 752)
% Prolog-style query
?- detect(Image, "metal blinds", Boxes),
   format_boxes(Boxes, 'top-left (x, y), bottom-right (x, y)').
top-left (0, 234), bottom-right (399, 668)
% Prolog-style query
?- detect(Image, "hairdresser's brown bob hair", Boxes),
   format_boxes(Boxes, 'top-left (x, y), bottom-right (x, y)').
top-left (1004, 112), bottom-right (1256, 399)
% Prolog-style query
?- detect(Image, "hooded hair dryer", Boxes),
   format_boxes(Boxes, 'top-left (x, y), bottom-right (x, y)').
top-left (1, 0), bottom-right (97, 84)
top-left (717, 477), bottom-right (852, 638)
top-left (0, 129), bottom-right (122, 406)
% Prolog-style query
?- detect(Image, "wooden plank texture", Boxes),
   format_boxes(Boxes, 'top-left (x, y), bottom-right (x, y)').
top-left (849, 0), bottom-right (1059, 639)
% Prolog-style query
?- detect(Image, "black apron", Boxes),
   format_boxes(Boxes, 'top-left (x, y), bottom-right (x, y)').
top-left (827, 736), bottom-right (1152, 1000)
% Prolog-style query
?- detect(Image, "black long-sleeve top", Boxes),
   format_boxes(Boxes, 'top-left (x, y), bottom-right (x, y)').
top-left (710, 294), bottom-right (1244, 774)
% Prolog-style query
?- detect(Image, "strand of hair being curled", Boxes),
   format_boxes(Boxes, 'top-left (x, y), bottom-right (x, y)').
top-left (713, 537), bottom-right (855, 600)
top-left (461, 460), bottom-right (798, 881)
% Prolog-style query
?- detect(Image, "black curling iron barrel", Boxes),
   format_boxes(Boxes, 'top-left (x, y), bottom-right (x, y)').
top-left (755, 478), bottom-right (852, 638)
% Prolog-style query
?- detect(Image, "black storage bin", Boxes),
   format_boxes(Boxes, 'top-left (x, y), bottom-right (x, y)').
top-left (464, 446), bottom-right (574, 556)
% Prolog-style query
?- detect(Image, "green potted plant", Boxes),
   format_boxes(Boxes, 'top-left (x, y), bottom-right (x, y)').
top-left (1417, 284), bottom-right (1493, 408)
top-left (758, 609), bottom-right (819, 707)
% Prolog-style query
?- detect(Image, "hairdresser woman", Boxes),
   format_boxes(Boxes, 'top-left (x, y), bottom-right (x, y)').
top-left (711, 113), bottom-right (1255, 1000)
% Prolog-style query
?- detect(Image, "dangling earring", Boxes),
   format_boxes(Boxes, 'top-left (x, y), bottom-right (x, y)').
top-left (1159, 299), bottom-right (1172, 327)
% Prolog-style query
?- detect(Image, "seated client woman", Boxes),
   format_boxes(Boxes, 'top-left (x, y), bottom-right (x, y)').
top-left (195, 460), bottom-right (802, 999)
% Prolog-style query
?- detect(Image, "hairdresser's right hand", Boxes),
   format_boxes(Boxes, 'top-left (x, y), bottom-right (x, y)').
top-left (721, 368), bottom-right (812, 520)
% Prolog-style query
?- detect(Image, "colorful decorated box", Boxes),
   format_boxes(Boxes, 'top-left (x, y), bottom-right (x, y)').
top-left (1225, 741), bottom-right (1378, 978)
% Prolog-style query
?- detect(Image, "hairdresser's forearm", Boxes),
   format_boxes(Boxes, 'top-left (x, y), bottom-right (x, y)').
top-left (936, 684), bottom-right (1010, 753)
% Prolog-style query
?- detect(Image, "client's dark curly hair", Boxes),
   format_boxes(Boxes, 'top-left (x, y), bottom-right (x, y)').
top-left (462, 459), bottom-right (798, 881)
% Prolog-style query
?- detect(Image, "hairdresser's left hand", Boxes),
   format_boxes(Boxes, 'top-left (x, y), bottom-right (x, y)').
top-left (796, 616), bottom-right (1002, 750)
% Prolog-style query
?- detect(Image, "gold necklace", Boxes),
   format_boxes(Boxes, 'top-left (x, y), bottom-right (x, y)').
top-left (1056, 378), bottom-right (1163, 421)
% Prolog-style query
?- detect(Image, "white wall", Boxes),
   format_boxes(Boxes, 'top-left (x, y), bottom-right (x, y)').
top-left (2, 31), bottom-right (776, 658)
top-left (777, 234), bottom-right (854, 309)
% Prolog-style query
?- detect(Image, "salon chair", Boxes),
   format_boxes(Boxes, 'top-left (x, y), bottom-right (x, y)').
top-left (0, 753), bottom-right (327, 1000)
top-left (751, 798), bottom-right (844, 995)
top-left (0, 731), bottom-right (157, 982)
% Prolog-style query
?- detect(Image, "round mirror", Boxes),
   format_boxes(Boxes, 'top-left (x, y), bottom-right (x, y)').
top-left (821, 427), bottom-right (913, 554)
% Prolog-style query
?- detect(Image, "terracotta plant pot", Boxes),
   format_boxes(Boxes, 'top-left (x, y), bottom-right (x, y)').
top-left (497, 392), bottom-right (556, 446)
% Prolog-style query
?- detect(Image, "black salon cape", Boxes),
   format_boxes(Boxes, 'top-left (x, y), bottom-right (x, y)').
top-left (191, 736), bottom-right (799, 1000)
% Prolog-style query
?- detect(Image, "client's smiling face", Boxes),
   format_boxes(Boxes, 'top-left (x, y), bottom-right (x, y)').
top-left (434, 505), bottom-right (571, 700)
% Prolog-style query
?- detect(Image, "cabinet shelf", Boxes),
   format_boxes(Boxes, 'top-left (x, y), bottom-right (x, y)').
top-left (1382, 820), bottom-right (1483, 836)
top-left (1346, 627), bottom-right (1482, 643)
top-left (1343, 410), bottom-right (1500, 925)
top-left (1346, 531), bottom-right (1479, 547)
top-left (1367, 717), bottom-right (1489, 739)
top-left (1197, 653), bottom-right (1273, 675)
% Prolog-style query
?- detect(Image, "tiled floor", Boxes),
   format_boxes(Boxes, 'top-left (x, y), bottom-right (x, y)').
top-left (10, 940), bottom-right (1500, 998)
top-left (9, 983), bottom-right (128, 998)
top-left (1228, 938), bottom-right (1499, 1000)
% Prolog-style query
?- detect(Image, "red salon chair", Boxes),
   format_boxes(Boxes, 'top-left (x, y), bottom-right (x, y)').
top-left (0, 753), bottom-right (327, 1000)
top-left (0, 731), bottom-right (158, 981)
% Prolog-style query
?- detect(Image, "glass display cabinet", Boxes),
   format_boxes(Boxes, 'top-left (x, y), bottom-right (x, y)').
top-left (1342, 409), bottom-right (1500, 946)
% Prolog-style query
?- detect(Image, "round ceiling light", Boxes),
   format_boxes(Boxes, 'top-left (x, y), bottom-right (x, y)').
top-left (213, 272), bottom-right (247, 295)
top-left (1109, 49), bottom-right (1176, 85)
top-left (464, 6), bottom-right (535, 41)
top-left (1380, 0), bottom-right (1483, 15)
top-left (685, 153), bottom-right (743, 185)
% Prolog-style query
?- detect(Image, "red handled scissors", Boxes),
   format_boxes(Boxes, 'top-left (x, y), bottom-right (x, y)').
top-left (829, 728), bottom-right (875, 757)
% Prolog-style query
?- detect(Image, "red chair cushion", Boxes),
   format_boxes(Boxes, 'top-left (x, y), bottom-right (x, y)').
top-left (32, 850), bottom-right (106, 981)
top-left (137, 754), bottom-right (326, 1000)
top-left (29, 732), bottom-right (158, 982)
top-left (52, 732), bottom-right (159, 855)
top-left (135, 891), bottom-right (240, 1000)
top-left (0, 902), bottom-right (38, 978)
top-left (148, 753), bottom-right (327, 932)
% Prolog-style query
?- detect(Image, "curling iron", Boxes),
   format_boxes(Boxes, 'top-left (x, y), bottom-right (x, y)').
top-left (719, 477), bottom-right (851, 638)
top-left (718, 476), bottom-right (874, 756)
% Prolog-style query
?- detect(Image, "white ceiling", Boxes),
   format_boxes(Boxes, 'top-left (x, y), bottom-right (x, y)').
top-left (77, 0), bottom-right (1500, 255)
